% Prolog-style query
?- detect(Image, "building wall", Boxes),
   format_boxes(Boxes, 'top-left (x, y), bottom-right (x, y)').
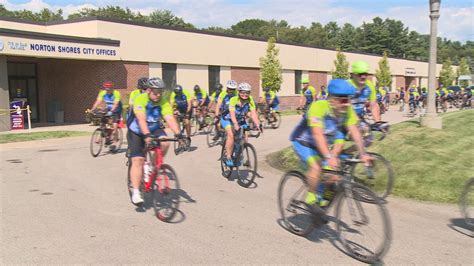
top-left (231, 67), bottom-right (260, 99)
top-left (149, 63), bottom-right (162, 78)
top-left (36, 59), bottom-right (148, 123)
top-left (280, 70), bottom-right (295, 97)
top-left (0, 55), bottom-right (10, 131)
top-left (395, 76), bottom-right (405, 89)
top-left (309, 71), bottom-right (328, 91)
top-left (220, 66), bottom-right (232, 87)
top-left (177, 64), bottom-right (208, 91)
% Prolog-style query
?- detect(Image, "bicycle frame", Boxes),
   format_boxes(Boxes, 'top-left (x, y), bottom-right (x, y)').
top-left (143, 144), bottom-right (169, 193)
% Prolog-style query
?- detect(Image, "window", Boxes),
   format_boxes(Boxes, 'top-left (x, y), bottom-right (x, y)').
top-left (162, 63), bottom-right (177, 90)
top-left (208, 66), bottom-right (220, 94)
top-left (295, 70), bottom-right (302, 94)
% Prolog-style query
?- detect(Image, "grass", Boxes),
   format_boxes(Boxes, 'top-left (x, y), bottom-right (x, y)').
top-left (267, 109), bottom-right (474, 204)
top-left (0, 131), bottom-right (90, 144)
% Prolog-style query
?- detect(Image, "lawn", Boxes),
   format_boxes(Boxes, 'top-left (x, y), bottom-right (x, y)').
top-left (0, 131), bottom-right (90, 144)
top-left (267, 110), bottom-right (474, 203)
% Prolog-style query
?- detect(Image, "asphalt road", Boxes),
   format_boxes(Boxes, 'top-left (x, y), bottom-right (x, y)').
top-left (1, 107), bottom-right (472, 264)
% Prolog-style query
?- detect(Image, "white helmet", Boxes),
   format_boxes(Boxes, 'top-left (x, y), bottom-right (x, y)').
top-left (238, 82), bottom-right (251, 92)
top-left (226, 80), bottom-right (238, 89)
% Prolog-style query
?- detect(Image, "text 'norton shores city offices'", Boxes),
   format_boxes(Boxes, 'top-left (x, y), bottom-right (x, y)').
top-left (29, 42), bottom-right (116, 56)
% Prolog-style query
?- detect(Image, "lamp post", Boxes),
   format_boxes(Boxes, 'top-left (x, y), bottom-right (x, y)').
top-left (421, 0), bottom-right (442, 128)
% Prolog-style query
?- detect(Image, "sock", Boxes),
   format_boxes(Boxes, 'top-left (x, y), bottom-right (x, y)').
top-left (133, 189), bottom-right (140, 195)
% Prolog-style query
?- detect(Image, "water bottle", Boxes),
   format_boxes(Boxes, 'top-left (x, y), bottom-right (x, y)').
top-left (366, 165), bottom-right (374, 179)
top-left (144, 162), bottom-right (151, 182)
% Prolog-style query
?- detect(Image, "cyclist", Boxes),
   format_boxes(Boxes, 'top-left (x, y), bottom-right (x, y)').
top-left (259, 86), bottom-right (280, 123)
top-left (90, 81), bottom-right (122, 148)
top-left (319, 85), bottom-right (328, 100)
top-left (420, 87), bottom-right (428, 109)
top-left (408, 85), bottom-right (420, 114)
top-left (376, 86), bottom-right (384, 112)
top-left (298, 78), bottom-right (317, 112)
top-left (348, 61), bottom-right (380, 122)
top-left (398, 87), bottom-right (406, 111)
top-left (214, 80), bottom-right (238, 141)
top-left (224, 82), bottom-right (262, 167)
top-left (439, 84), bottom-right (449, 111)
top-left (209, 83), bottom-right (223, 110)
top-left (127, 77), bottom-right (183, 205)
top-left (193, 84), bottom-right (210, 129)
top-left (289, 79), bottom-right (371, 216)
top-left (170, 85), bottom-right (192, 140)
top-left (447, 88), bottom-right (455, 108)
top-left (127, 77), bottom-right (148, 126)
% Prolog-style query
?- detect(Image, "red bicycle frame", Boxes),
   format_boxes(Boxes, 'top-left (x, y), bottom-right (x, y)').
top-left (143, 146), bottom-right (170, 194)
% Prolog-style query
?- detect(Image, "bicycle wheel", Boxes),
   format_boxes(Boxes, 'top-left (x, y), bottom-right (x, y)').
top-left (258, 113), bottom-right (267, 128)
top-left (236, 143), bottom-right (257, 188)
top-left (277, 171), bottom-right (314, 236)
top-left (350, 152), bottom-right (394, 200)
top-left (271, 112), bottom-right (282, 129)
top-left (153, 164), bottom-right (180, 222)
top-left (335, 182), bottom-right (391, 264)
top-left (206, 124), bottom-right (216, 147)
top-left (220, 144), bottom-right (232, 178)
top-left (90, 128), bottom-right (103, 157)
top-left (110, 128), bottom-right (124, 153)
top-left (460, 178), bottom-right (474, 229)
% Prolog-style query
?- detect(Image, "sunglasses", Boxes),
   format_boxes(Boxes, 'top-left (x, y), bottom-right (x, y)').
top-left (239, 91), bottom-right (251, 95)
top-left (334, 97), bottom-right (351, 104)
top-left (356, 73), bottom-right (368, 77)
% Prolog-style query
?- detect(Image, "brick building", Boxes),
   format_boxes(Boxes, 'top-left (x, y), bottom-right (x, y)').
top-left (0, 16), bottom-right (452, 131)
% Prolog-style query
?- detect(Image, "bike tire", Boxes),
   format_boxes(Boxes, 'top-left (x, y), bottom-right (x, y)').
top-left (258, 113), bottom-right (266, 128)
top-left (272, 112), bottom-right (282, 129)
top-left (460, 177), bottom-right (474, 229)
top-left (236, 143), bottom-right (257, 188)
top-left (153, 164), bottom-right (180, 222)
top-left (277, 171), bottom-right (314, 236)
top-left (206, 124), bottom-right (216, 147)
top-left (335, 182), bottom-right (391, 264)
top-left (350, 152), bottom-right (394, 200)
top-left (220, 144), bottom-right (233, 178)
top-left (90, 128), bottom-right (103, 157)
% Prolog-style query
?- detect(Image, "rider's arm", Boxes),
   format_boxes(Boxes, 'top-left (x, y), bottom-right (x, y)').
top-left (311, 127), bottom-right (331, 158)
top-left (163, 115), bottom-right (181, 135)
top-left (91, 90), bottom-right (105, 110)
top-left (368, 86), bottom-right (381, 121)
top-left (308, 102), bottom-right (332, 158)
top-left (229, 97), bottom-right (239, 126)
top-left (346, 106), bottom-right (366, 156)
top-left (249, 97), bottom-right (261, 128)
top-left (184, 90), bottom-right (192, 113)
top-left (215, 92), bottom-right (224, 115)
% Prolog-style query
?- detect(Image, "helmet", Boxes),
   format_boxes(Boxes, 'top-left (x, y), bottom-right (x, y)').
top-left (194, 84), bottom-right (200, 91)
top-left (263, 87), bottom-right (271, 92)
top-left (226, 80), bottom-right (237, 89)
top-left (174, 85), bottom-right (183, 93)
top-left (146, 77), bottom-right (166, 90)
top-left (215, 83), bottom-right (223, 91)
top-left (238, 82), bottom-right (252, 92)
top-left (328, 79), bottom-right (356, 97)
top-left (137, 77), bottom-right (148, 90)
top-left (301, 77), bottom-right (310, 84)
top-left (102, 81), bottom-right (114, 89)
top-left (351, 61), bottom-right (370, 74)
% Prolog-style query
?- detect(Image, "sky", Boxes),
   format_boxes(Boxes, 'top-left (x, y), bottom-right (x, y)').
top-left (1, 0), bottom-right (473, 42)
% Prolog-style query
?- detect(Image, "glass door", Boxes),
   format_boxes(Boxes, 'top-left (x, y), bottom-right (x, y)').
top-left (9, 78), bottom-right (39, 121)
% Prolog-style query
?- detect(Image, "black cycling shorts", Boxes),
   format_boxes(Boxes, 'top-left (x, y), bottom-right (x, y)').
top-left (128, 129), bottom-right (167, 158)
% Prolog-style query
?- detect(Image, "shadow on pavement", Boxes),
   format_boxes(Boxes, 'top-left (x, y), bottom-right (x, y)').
top-left (448, 218), bottom-right (474, 237)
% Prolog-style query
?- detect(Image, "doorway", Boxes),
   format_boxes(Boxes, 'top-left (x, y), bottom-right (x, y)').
top-left (7, 63), bottom-right (39, 122)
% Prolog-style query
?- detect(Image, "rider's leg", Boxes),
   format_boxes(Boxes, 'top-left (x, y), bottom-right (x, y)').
top-left (128, 131), bottom-right (146, 204)
top-left (184, 116), bottom-right (191, 138)
top-left (225, 127), bottom-right (234, 161)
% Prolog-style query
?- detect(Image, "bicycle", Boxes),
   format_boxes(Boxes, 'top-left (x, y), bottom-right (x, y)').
top-left (296, 106), bottom-right (308, 116)
top-left (192, 106), bottom-right (213, 135)
top-left (89, 111), bottom-right (123, 157)
top-left (258, 103), bottom-right (282, 129)
top-left (127, 135), bottom-right (181, 222)
top-left (220, 124), bottom-right (261, 188)
top-left (459, 177), bottom-right (474, 231)
top-left (277, 156), bottom-right (392, 264)
top-left (206, 113), bottom-right (225, 148)
top-left (174, 112), bottom-right (191, 155)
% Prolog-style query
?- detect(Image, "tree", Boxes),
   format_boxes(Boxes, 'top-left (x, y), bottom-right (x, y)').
top-left (331, 49), bottom-right (350, 79)
top-left (375, 51), bottom-right (392, 88)
top-left (439, 58), bottom-right (455, 86)
top-left (68, 6), bottom-right (138, 21)
top-left (148, 10), bottom-right (195, 29)
top-left (259, 37), bottom-right (283, 92)
top-left (457, 57), bottom-right (471, 87)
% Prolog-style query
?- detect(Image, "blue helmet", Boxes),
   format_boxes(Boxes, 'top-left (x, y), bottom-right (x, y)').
top-left (328, 79), bottom-right (355, 97)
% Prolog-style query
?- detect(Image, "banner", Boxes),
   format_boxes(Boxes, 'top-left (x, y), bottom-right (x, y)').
top-left (10, 100), bottom-right (25, 130)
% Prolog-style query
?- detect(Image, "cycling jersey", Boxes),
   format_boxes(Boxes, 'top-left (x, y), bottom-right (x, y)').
top-left (302, 86), bottom-right (317, 106)
top-left (348, 79), bottom-right (376, 117)
top-left (193, 88), bottom-right (210, 105)
top-left (210, 91), bottom-right (220, 102)
top-left (408, 88), bottom-right (419, 100)
top-left (129, 93), bottom-right (173, 135)
top-left (128, 89), bottom-right (143, 106)
top-left (264, 90), bottom-right (279, 106)
top-left (290, 100), bottom-right (358, 148)
top-left (318, 90), bottom-right (328, 100)
top-left (228, 96), bottom-right (256, 120)
top-left (170, 90), bottom-right (192, 111)
top-left (218, 90), bottom-right (237, 115)
top-left (376, 90), bottom-right (383, 102)
top-left (97, 90), bottom-right (122, 114)
top-left (440, 88), bottom-right (449, 96)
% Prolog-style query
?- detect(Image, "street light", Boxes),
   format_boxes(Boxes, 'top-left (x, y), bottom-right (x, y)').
top-left (421, 0), bottom-right (442, 129)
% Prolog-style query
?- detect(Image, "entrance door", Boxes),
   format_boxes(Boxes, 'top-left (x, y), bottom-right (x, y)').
top-left (9, 77), bottom-right (39, 121)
